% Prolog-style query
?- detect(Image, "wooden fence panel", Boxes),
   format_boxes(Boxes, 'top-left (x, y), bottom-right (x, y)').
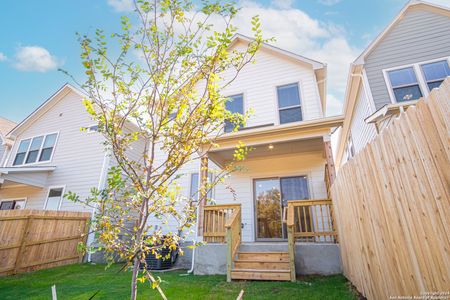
top-left (0, 209), bottom-right (90, 276)
top-left (332, 80), bottom-right (450, 300)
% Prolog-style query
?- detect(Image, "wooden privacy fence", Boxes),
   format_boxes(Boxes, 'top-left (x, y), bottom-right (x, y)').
top-left (0, 209), bottom-right (90, 276)
top-left (331, 80), bottom-right (450, 300)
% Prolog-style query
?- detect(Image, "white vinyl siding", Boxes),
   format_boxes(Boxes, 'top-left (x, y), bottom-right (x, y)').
top-left (2, 90), bottom-right (106, 212)
top-left (348, 83), bottom-right (378, 155)
top-left (365, 9), bottom-right (450, 109)
top-left (219, 41), bottom-right (324, 128)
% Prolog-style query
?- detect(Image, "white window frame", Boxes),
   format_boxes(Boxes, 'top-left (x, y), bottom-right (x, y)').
top-left (276, 81), bottom-right (304, 125)
top-left (0, 197), bottom-right (27, 210)
top-left (43, 185), bottom-right (66, 210)
top-left (383, 56), bottom-right (450, 104)
top-left (82, 124), bottom-right (99, 134)
top-left (12, 131), bottom-right (59, 166)
top-left (224, 93), bottom-right (246, 133)
top-left (189, 171), bottom-right (215, 201)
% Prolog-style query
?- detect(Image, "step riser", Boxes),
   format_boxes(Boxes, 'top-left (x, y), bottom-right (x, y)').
top-left (238, 253), bottom-right (289, 262)
top-left (231, 271), bottom-right (291, 281)
top-left (234, 262), bottom-right (290, 270)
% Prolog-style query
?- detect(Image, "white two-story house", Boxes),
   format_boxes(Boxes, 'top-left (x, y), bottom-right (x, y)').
top-left (151, 34), bottom-right (344, 280)
top-left (335, 0), bottom-right (450, 168)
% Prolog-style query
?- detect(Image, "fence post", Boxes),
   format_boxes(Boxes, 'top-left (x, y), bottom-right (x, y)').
top-left (14, 215), bottom-right (32, 274)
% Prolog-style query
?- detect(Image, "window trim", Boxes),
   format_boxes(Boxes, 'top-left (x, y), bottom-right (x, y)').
top-left (276, 82), bottom-right (304, 125)
top-left (189, 171), bottom-right (215, 201)
top-left (0, 197), bottom-right (27, 210)
top-left (12, 131), bottom-right (59, 166)
top-left (43, 185), bottom-right (66, 211)
top-left (224, 93), bottom-right (246, 133)
top-left (419, 59), bottom-right (450, 92)
top-left (383, 56), bottom-right (450, 104)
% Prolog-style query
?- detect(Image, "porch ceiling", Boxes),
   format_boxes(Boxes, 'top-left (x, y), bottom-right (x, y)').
top-left (208, 137), bottom-right (324, 168)
top-left (0, 166), bottom-right (56, 189)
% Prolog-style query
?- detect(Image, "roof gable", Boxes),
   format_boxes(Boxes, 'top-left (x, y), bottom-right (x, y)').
top-left (354, 0), bottom-right (450, 65)
top-left (7, 84), bottom-right (86, 139)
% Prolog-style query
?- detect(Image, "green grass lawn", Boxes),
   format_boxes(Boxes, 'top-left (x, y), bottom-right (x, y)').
top-left (0, 263), bottom-right (357, 299)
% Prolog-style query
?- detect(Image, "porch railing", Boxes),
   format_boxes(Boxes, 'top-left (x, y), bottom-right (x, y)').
top-left (287, 199), bottom-right (337, 243)
top-left (203, 204), bottom-right (241, 243)
top-left (225, 206), bottom-right (241, 282)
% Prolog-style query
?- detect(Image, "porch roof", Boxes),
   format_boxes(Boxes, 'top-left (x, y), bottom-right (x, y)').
top-left (0, 166), bottom-right (56, 188)
top-left (204, 116), bottom-right (343, 168)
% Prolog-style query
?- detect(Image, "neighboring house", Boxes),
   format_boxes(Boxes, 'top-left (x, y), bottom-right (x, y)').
top-left (149, 34), bottom-right (344, 280)
top-left (335, 0), bottom-right (450, 168)
top-left (0, 117), bottom-right (16, 168)
top-left (0, 84), bottom-right (144, 213)
top-left (0, 85), bottom-right (107, 211)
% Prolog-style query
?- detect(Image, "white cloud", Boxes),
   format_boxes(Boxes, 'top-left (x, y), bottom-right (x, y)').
top-left (318, 0), bottom-right (341, 6)
top-left (427, 0), bottom-right (450, 7)
top-left (227, 1), bottom-right (360, 115)
top-left (14, 46), bottom-right (62, 72)
top-left (0, 52), bottom-right (6, 61)
top-left (107, 0), bottom-right (134, 12)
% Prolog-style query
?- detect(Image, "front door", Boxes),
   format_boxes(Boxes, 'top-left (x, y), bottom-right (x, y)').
top-left (255, 176), bottom-right (309, 240)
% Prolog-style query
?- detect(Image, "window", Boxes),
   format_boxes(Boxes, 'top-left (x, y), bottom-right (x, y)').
top-left (13, 133), bottom-right (58, 166)
top-left (44, 187), bottom-right (64, 210)
top-left (346, 134), bottom-right (355, 161)
top-left (421, 60), bottom-right (450, 91)
top-left (0, 199), bottom-right (26, 210)
top-left (388, 67), bottom-right (423, 102)
top-left (224, 94), bottom-right (244, 133)
top-left (83, 124), bottom-right (99, 133)
top-left (277, 83), bottom-right (302, 124)
top-left (189, 172), bottom-right (213, 201)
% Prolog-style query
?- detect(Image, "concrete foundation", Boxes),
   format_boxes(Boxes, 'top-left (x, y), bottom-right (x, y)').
top-left (192, 242), bottom-right (342, 276)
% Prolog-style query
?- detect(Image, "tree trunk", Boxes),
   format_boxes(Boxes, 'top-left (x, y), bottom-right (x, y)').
top-left (130, 257), bottom-right (140, 300)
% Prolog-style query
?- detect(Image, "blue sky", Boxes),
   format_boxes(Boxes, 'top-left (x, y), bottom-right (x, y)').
top-left (0, 0), bottom-right (448, 123)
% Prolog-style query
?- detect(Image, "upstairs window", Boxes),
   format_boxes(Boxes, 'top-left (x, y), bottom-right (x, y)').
top-left (277, 83), bottom-right (302, 124)
top-left (421, 60), bottom-right (450, 91)
top-left (224, 94), bottom-right (244, 133)
top-left (388, 67), bottom-right (423, 102)
top-left (13, 133), bottom-right (58, 166)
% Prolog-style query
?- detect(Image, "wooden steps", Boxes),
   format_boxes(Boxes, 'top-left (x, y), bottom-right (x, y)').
top-left (231, 251), bottom-right (292, 281)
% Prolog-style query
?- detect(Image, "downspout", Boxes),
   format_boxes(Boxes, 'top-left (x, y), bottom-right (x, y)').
top-left (184, 205), bottom-right (199, 274)
top-left (87, 150), bottom-right (111, 262)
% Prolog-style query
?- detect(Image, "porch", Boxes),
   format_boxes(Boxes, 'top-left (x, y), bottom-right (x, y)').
top-left (197, 198), bottom-right (339, 281)
top-left (194, 117), bottom-right (342, 281)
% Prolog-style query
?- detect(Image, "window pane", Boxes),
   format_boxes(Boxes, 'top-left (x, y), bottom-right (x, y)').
top-left (277, 84), bottom-right (300, 108)
top-left (427, 80), bottom-right (444, 91)
top-left (43, 134), bottom-right (57, 148)
top-left (280, 176), bottom-right (309, 205)
top-left (48, 188), bottom-right (63, 197)
top-left (279, 107), bottom-right (302, 124)
top-left (29, 136), bottom-right (44, 151)
top-left (190, 173), bottom-right (199, 200)
top-left (13, 153), bottom-right (26, 166)
top-left (25, 150), bottom-right (39, 164)
top-left (388, 67), bottom-right (418, 87)
top-left (225, 95), bottom-right (244, 114)
top-left (421, 60), bottom-right (450, 82)
top-left (393, 85), bottom-right (422, 102)
top-left (207, 173), bottom-right (213, 199)
top-left (17, 139), bottom-right (31, 153)
top-left (0, 201), bottom-right (15, 210)
top-left (39, 148), bottom-right (53, 162)
top-left (46, 188), bottom-right (63, 210)
top-left (225, 94), bottom-right (244, 133)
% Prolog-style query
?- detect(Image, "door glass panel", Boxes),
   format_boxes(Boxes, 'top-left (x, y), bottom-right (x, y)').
top-left (280, 176), bottom-right (310, 238)
top-left (255, 179), bottom-right (282, 239)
